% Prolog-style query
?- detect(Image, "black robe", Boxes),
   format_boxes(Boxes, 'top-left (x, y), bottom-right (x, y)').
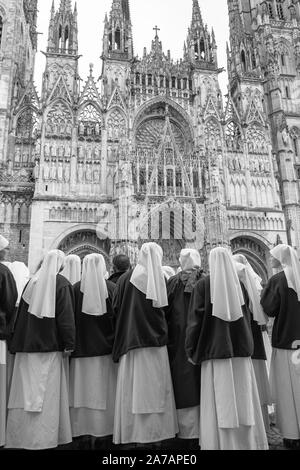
top-left (241, 282), bottom-right (267, 361)
top-left (108, 272), bottom-right (126, 284)
top-left (166, 269), bottom-right (204, 410)
top-left (185, 275), bottom-right (254, 365)
top-left (9, 274), bottom-right (75, 353)
top-left (71, 280), bottom-right (116, 358)
top-left (0, 263), bottom-right (18, 341)
top-left (261, 271), bottom-right (300, 350)
top-left (112, 270), bottom-right (169, 363)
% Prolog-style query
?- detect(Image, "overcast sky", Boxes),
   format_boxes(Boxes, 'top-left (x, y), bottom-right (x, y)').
top-left (35, 0), bottom-right (230, 97)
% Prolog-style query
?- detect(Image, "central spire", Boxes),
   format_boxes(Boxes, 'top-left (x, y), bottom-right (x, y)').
top-left (103, 0), bottom-right (133, 60)
top-left (47, 0), bottom-right (78, 55)
top-left (191, 0), bottom-right (203, 28)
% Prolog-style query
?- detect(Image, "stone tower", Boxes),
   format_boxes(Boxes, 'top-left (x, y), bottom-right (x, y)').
top-left (227, 0), bottom-right (300, 254)
top-left (0, 0), bottom-right (38, 262)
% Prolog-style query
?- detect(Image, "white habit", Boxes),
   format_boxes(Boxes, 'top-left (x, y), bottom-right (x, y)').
top-left (113, 346), bottom-right (179, 444)
top-left (69, 356), bottom-right (118, 438)
top-left (200, 357), bottom-right (269, 450)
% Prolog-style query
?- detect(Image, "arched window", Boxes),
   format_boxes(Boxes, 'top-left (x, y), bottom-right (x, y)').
top-left (58, 25), bottom-right (62, 49)
top-left (193, 171), bottom-right (199, 189)
top-left (159, 212), bottom-right (163, 239)
top-left (64, 26), bottom-right (69, 51)
top-left (170, 212), bottom-right (175, 239)
top-left (281, 54), bottom-right (285, 66)
top-left (241, 50), bottom-right (246, 72)
top-left (293, 138), bottom-right (299, 157)
top-left (167, 169), bottom-right (173, 187)
top-left (267, 1), bottom-right (274, 18)
top-left (276, 0), bottom-right (284, 20)
top-left (285, 85), bottom-right (290, 99)
top-left (200, 39), bottom-right (205, 60)
top-left (115, 28), bottom-right (121, 50)
top-left (0, 16), bottom-right (3, 47)
top-left (194, 41), bottom-right (199, 60)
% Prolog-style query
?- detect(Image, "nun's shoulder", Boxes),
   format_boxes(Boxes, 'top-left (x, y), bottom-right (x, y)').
top-left (0, 262), bottom-right (15, 281)
top-left (265, 271), bottom-right (286, 288)
top-left (117, 269), bottom-right (134, 285)
top-left (167, 272), bottom-right (181, 287)
top-left (106, 279), bottom-right (117, 292)
top-left (57, 273), bottom-right (73, 289)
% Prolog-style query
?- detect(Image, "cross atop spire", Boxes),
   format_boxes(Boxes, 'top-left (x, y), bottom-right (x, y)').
top-left (153, 25), bottom-right (160, 38)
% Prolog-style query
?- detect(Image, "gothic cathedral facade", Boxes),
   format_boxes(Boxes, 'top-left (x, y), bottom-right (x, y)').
top-left (0, 0), bottom-right (299, 281)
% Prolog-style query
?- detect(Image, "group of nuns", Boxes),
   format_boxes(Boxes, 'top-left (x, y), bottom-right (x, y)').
top-left (0, 232), bottom-right (300, 451)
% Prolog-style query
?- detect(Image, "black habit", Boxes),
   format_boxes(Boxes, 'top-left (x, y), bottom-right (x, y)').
top-left (261, 271), bottom-right (300, 350)
top-left (241, 283), bottom-right (267, 361)
top-left (166, 269), bottom-right (204, 410)
top-left (112, 270), bottom-right (169, 363)
top-left (9, 274), bottom-right (75, 353)
top-left (185, 275), bottom-right (254, 366)
top-left (0, 263), bottom-right (18, 341)
top-left (71, 280), bottom-right (116, 358)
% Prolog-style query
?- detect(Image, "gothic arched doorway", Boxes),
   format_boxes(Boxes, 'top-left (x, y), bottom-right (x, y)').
top-left (231, 235), bottom-right (269, 285)
top-left (58, 229), bottom-right (111, 265)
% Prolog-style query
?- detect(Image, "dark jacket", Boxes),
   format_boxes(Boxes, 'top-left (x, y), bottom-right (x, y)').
top-left (9, 274), bottom-right (75, 353)
top-left (0, 263), bottom-right (18, 341)
top-left (166, 269), bottom-right (204, 409)
top-left (241, 282), bottom-right (267, 361)
top-left (71, 280), bottom-right (116, 358)
top-left (261, 271), bottom-right (300, 350)
top-left (108, 272), bottom-right (126, 284)
top-left (112, 270), bottom-right (169, 363)
top-left (185, 275), bottom-right (254, 365)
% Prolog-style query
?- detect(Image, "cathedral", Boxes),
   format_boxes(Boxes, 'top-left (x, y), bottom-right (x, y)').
top-left (0, 0), bottom-right (300, 281)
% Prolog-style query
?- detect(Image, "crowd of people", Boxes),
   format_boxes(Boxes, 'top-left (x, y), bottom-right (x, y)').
top-left (0, 233), bottom-right (300, 451)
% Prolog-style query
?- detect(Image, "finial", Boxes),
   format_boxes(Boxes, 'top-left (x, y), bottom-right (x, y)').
top-left (153, 25), bottom-right (160, 38)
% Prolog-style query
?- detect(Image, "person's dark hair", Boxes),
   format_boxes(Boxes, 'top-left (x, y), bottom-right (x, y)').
top-left (113, 254), bottom-right (131, 273)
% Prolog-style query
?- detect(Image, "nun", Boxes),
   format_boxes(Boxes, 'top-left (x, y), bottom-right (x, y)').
top-left (233, 254), bottom-right (273, 376)
top-left (233, 256), bottom-right (272, 431)
top-left (112, 242), bottom-right (178, 445)
top-left (61, 254), bottom-right (82, 285)
top-left (69, 254), bottom-right (118, 440)
top-left (0, 235), bottom-right (18, 447)
top-left (261, 244), bottom-right (300, 449)
top-left (166, 249), bottom-right (204, 444)
top-left (186, 247), bottom-right (268, 450)
top-left (6, 250), bottom-right (76, 450)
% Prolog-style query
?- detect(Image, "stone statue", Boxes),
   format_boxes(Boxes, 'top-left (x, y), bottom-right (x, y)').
top-left (86, 165), bottom-right (92, 182)
top-left (79, 122), bottom-right (84, 135)
top-left (64, 164), bottom-right (70, 182)
top-left (43, 162), bottom-right (50, 180)
top-left (57, 162), bottom-right (63, 181)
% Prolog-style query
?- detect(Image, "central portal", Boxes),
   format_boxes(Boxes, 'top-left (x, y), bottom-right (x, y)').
top-left (58, 230), bottom-right (111, 263)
